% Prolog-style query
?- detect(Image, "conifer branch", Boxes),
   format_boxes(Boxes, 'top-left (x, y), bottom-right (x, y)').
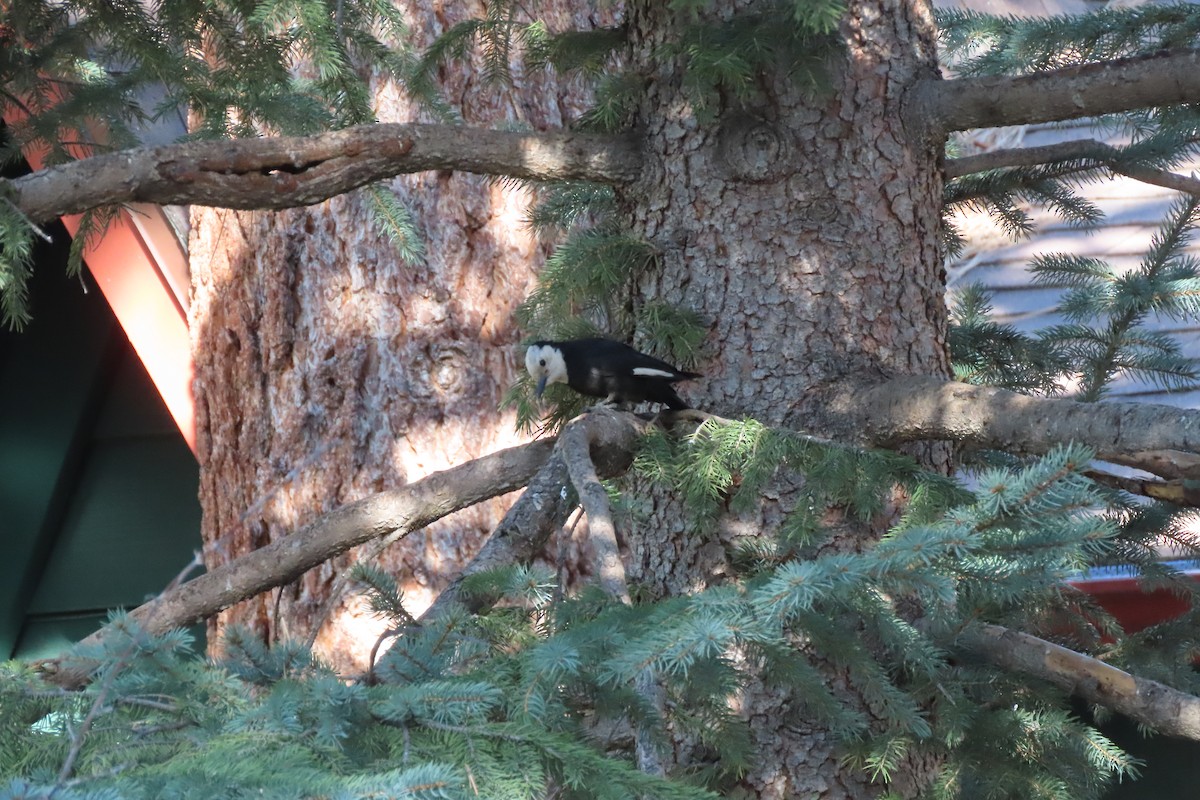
top-left (56, 641), bottom-right (134, 784)
top-left (945, 139), bottom-right (1200, 196)
top-left (1084, 469), bottom-right (1200, 507)
top-left (421, 410), bottom-right (646, 623)
top-left (946, 141), bottom-right (1109, 177)
top-left (918, 49), bottom-right (1200, 133)
top-left (559, 413), bottom-right (667, 777)
top-left (1104, 450), bottom-right (1200, 482)
top-left (960, 622), bottom-right (1200, 741)
top-left (419, 448), bottom-right (575, 622)
top-left (1082, 159), bottom-right (1200, 196)
top-left (562, 416), bottom-right (631, 604)
top-left (41, 438), bottom-right (558, 686)
top-left (33, 410), bottom-right (637, 687)
top-left (8, 123), bottom-right (643, 224)
top-left (825, 377), bottom-right (1200, 478)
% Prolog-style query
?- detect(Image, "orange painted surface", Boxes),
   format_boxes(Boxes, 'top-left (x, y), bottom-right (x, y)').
top-left (7, 113), bottom-right (196, 453)
top-left (60, 210), bottom-right (195, 452)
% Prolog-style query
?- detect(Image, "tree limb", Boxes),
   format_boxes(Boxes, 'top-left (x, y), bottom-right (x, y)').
top-left (419, 447), bottom-right (576, 622)
top-left (1087, 161), bottom-right (1200, 195)
top-left (561, 419), bottom-right (632, 604)
top-left (406, 407), bottom-right (686, 785)
top-left (16, 55), bottom-right (1200, 224)
top-left (916, 49), bottom-right (1200, 134)
top-left (960, 622), bottom-right (1200, 741)
top-left (39, 437), bottom-right (558, 687)
top-left (946, 140), bottom-right (1112, 176)
top-left (8, 123), bottom-right (643, 224)
top-left (421, 409), bottom-right (646, 623)
top-left (945, 138), bottom-right (1200, 196)
top-left (1084, 468), bottom-right (1200, 507)
top-left (559, 414), bottom-right (667, 777)
top-left (824, 377), bottom-right (1200, 478)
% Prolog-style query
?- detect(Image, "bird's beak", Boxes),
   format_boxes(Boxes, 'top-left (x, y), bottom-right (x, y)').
top-left (535, 375), bottom-right (548, 398)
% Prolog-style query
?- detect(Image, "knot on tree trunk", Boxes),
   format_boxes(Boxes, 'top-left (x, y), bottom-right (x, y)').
top-left (719, 115), bottom-right (792, 182)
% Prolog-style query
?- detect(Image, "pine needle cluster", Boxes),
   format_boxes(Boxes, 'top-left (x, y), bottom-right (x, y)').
top-left (634, 428), bottom-right (1147, 798)
top-left (937, 4), bottom-right (1200, 76)
top-left (943, 165), bottom-right (1104, 255)
top-left (949, 193), bottom-right (1200, 401)
top-left (0, 442), bottom-right (1149, 800)
top-left (0, 608), bottom-right (723, 800)
top-left (948, 285), bottom-right (1070, 394)
top-left (937, 6), bottom-right (1200, 256)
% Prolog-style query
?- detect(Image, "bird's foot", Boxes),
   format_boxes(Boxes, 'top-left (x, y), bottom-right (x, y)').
top-left (587, 397), bottom-right (625, 413)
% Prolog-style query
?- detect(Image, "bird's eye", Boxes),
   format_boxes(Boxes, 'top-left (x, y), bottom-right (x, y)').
top-left (539, 359), bottom-right (546, 366)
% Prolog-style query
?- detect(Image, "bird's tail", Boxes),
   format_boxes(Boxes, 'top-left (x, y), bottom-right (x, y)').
top-left (663, 388), bottom-right (691, 410)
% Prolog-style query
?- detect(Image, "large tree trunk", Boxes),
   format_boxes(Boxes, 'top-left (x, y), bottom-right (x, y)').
top-left (192, 0), bottom-right (949, 794)
top-left (188, 2), bottom-right (603, 670)
top-left (621, 1), bottom-right (947, 796)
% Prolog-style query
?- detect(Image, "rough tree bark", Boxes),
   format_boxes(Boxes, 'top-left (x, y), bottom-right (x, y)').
top-left (12, 124), bottom-right (640, 222)
top-left (617, 1), bottom-right (947, 796)
top-left (189, 1), bottom-right (609, 668)
top-left (13, 0), bottom-right (1200, 792)
top-left (115, 0), bottom-right (1200, 798)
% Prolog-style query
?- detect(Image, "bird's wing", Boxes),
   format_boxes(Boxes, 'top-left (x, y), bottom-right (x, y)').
top-left (615, 343), bottom-right (690, 376)
top-left (632, 366), bottom-right (678, 378)
top-left (574, 338), bottom-right (694, 379)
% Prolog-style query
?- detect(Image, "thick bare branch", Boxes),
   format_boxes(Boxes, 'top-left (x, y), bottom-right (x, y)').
top-left (421, 409), bottom-right (647, 622)
top-left (419, 449), bottom-right (576, 621)
top-left (961, 623), bottom-right (1200, 741)
top-left (824, 377), bottom-right (1200, 478)
top-left (9, 123), bottom-right (643, 223)
top-left (1092, 161), bottom-right (1200, 195)
top-left (52, 438), bottom-right (557, 671)
top-left (915, 49), bottom-right (1200, 134)
top-left (945, 139), bottom-right (1200, 196)
top-left (946, 140), bottom-right (1111, 176)
top-left (1085, 469), bottom-right (1200, 507)
top-left (558, 413), bottom-right (665, 778)
top-left (561, 419), bottom-right (631, 604)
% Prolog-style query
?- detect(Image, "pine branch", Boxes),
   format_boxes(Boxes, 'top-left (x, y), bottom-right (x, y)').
top-left (419, 446), bottom-right (576, 623)
top-left (916, 49), bottom-right (1200, 134)
top-left (40, 437), bottom-right (557, 687)
top-left (8, 123), bottom-right (643, 224)
top-left (1105, 450), bottom-right (1200, 482)
top-left (1084, 469), bottom-right (1200, 507)
top-left (421, 409), bottom-right (647, 623)
top-left (960, 622), bottom-right (1200, 741)
top-left (55, 640), bottom-right (134, 784)
top-left (559, 413), bottom-right (669, 777)
top-left (936, 4), bottom-right (1200, 76)
top-left (823, 376), bottom-right (1200, 478)
top-left (561, 418), bottom-right (630, 604)
top-left (945, 139), bottom-right (1200, 196)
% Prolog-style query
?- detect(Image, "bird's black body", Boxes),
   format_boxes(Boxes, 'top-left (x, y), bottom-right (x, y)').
top-left (526, 337), bottom-right (701, 410)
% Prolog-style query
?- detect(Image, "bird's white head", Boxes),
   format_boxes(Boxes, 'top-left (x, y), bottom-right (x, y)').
top-left (525, 343), bottom-right (568, 397)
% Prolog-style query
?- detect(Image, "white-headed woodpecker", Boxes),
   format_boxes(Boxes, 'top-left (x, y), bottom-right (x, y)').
top-left (525, 338), bottom-right (701, 410)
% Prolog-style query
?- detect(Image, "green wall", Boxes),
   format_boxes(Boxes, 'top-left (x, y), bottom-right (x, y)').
top-left (0, 218), bottom-right (201, 660)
